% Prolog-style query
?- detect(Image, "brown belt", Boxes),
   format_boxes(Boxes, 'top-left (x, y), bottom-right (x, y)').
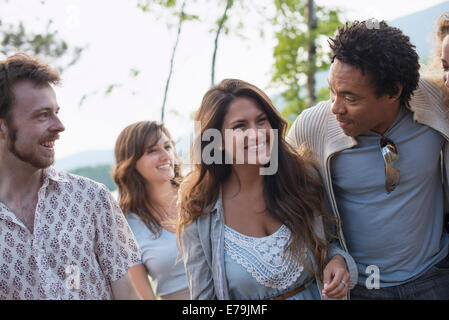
top-left (267, 281), bottom-right (313, 300)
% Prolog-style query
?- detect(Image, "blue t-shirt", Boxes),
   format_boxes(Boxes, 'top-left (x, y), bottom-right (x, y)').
top-left (331, 105), bottom-right (449, 287)
top-left (126, 213), bottom-right (188, 297)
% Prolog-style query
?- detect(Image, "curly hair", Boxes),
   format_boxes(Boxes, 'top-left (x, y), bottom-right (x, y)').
top-left (328, 20), bottom-right (420, 107)
top-left (0, 52), bottom-right (60, 121)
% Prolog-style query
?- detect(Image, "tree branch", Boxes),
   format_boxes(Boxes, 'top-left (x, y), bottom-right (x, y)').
top-left (161, 1), bottom-right (186, 122)
top-left (211, 0), bottom-right (233, 86)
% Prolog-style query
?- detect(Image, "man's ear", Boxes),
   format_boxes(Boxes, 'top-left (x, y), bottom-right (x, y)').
top-left (390, 84), bottom-right (403, 102)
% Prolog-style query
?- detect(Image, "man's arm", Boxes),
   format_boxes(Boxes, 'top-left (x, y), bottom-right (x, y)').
top-left (94, 185), bottom-right (143, 300)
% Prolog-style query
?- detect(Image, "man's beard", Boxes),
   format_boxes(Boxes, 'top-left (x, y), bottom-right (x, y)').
top-left (6, 122), bottom-right (55, 169)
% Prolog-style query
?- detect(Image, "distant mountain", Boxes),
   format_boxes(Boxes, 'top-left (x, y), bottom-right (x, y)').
top-left (174, 133), bottom-right (194, 165)
top-left (53, 138), bottom-right (192, 172)
top-left (389, 1), bottom-right (449, 61)
top-left (54, 149), bottom-right (114, 171)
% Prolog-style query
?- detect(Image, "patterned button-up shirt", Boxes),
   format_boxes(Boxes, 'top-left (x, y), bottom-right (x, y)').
top-left (0, 167), bottom-right (141, 300)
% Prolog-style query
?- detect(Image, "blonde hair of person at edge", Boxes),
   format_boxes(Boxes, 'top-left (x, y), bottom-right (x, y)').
top-left (112, 121), bottom-right (190, 300)
top-left (177, 78), bottom-right (358, 300)
top-left (424, 12), bottom-right (449, 104)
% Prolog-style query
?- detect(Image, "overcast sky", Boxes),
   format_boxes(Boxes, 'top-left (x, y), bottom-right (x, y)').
top-left (2, 0), bottom-right (448, 160)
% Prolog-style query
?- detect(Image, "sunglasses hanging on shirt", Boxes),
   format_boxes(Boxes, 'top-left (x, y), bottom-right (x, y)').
top-left (380, 136), bottom-right (400, 194)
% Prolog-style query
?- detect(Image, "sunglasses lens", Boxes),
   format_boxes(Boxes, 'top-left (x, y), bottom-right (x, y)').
top-left (382, 145), bottom-right (398, 163)
top-left (380, 137), bottom-right (400, 193)
top-left (385, 165), bottom-right (400, 193)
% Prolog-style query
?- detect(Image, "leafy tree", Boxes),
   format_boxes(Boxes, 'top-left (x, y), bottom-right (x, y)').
top-left (272, 0), bottom-right (342, 126)
top-left (0, 0), bottom-right (84, 72)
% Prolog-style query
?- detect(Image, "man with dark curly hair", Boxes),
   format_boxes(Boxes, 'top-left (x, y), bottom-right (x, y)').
top-left (287, 20), bottom-right (449, 299)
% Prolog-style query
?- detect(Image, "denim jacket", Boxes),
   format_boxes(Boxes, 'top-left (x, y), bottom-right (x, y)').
top-left (180, 192), bottom-right (358, 300)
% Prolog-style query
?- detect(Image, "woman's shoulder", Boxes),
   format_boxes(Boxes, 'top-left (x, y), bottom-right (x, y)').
top-left (125, 212), bottom-right (153, 237)
top-left (125, 212), bottom-right (142, 224)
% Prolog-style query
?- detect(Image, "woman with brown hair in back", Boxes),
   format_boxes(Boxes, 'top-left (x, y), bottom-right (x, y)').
top-left (112, 121), bottom-right (189, 300)
top-left (177, 79), bottom-right (357, 300)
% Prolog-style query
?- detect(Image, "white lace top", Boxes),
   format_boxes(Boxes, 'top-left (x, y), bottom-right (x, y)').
top-left (224, 224), bottom-right (304, 290)
top-left (223, 223), bottom-right (319, 299)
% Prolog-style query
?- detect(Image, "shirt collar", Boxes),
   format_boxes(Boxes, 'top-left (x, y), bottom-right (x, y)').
top-left (43, 166), bottom-right (70, 183)
top-left (209, 187), bottom-right (223, 215)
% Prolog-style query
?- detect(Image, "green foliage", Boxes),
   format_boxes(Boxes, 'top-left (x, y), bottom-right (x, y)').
top-left (129, 68), bottom-right (140, 78)
top-left (272, 0), bottom-right (342, 126)
top-left (317, 86), bottom-right (330, 102)
top-left (70, 164), bottom-right (117, 192)
top-left (0, 11), bottom-right (84, 72)
top-left (138, 0), bottom-right (176, 12)
top-left (104, 84), bottom-right (122, 96)
top-left (137, 0), bottom-right (198, 22)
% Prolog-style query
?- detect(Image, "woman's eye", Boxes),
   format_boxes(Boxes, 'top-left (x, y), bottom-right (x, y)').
top-left (165, 145), bottom-right (172, 150)
top-left (258, 118), bottom-right (267, 123)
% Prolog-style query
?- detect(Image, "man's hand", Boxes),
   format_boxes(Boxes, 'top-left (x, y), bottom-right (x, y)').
top-left (322, 254), bottom-right (350, 299)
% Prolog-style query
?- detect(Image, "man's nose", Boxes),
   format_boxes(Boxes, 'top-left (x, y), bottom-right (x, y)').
top-left (50, 115), bottom-right (65, 133)
top-left (331, 97), bottom-right (346, 115)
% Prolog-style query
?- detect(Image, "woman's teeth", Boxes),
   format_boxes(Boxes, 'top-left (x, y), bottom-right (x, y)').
top-left (248, 142), bottom-right (266, 151)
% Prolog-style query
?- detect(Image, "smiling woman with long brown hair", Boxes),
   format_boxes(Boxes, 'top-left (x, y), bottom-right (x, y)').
top-left (177, 79), bottom-right (357, 300)
top-left (112, 121), bottom-right (189, 300)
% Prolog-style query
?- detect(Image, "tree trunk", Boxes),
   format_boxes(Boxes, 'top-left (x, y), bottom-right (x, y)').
top-left (305, 0), bottom-right (317, 108)
top-left (161, 1), bottom-right (186, 122)
top-left (211, 0), bottom-right (233, 86)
